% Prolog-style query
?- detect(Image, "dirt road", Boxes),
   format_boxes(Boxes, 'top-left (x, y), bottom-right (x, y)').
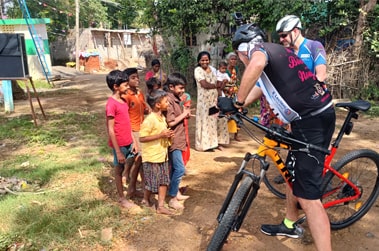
top-left (3, 71), bottom-right (379, 250)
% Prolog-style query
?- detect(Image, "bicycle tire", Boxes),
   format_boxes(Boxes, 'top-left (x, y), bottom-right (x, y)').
top-left (263, 171), bottom-right (286, 199)
top-left (321, 149), bottom-right (379, 230)
top-left (207, 176), bottom-right (254, 251)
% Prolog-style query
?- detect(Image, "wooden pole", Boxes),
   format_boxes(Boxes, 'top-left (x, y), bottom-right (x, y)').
top-left (75, 0), bottom-right (80, 70)
top-left (28, 77), bottom-right (46, 119)
top-left (25, 85), bottom-right (38, 127)
top-left (117, 33), bottom-right (127, 59)
top-left (2, 80), bottom-right (14, 113)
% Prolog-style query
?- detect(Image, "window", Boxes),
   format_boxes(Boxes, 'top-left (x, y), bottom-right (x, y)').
top-left (0, 25), bottom-right (15, 33)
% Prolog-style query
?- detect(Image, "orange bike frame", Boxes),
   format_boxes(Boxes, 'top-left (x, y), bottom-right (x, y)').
top-left (256, 137), bottom-right (293, 188)
top-left (257, 138), bottom-right (362, 209)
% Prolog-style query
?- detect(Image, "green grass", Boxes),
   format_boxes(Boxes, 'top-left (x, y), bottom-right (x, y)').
top-left (0, 112), bottom-right (101, 145)
top-left (17, 79), bottom-right (53, 89)
top-left (367, 102), bottom-right (379, 116)
top-left (0, 189), bottom-right (123, 249)
top-left (0, 107), bottom-right (142, 250)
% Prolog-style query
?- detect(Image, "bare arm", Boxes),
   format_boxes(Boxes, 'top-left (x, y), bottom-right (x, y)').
top-left (315, 64), bottom-right (327, 82)
top-left (237, 51), bottom-right (266, 104)
top-left (107, 116), bottom-right (125, 164)
top-left (167, 106), bottom-right (191, 128)
top-left (245, 85), bottom-right (263, 106)
top-left (131, 132), bottom-right (138, 155)
top-left (139, 129), bottom-right (174, 142)
top-left (199, 79), bottom-right (217, 89)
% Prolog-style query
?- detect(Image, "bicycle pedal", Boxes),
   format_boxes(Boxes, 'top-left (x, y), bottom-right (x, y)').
top-left (294, 216), bottom-right (306, 225)
top-left (294, 225), bottom-right (305, 238)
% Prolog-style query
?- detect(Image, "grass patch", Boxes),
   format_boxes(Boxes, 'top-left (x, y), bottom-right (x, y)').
top-left (367, 102), bottom-right (379, 116)
top-left (17, 79), bottom-right (52, 89)
top-left (0, 112), bottom-right (102, 146)
top-left (37, 88), bottom-right (80, 98)
top-left (0, 189), bottom-right (123, 250)
top-left (0, 107), bottom-right (133, 250)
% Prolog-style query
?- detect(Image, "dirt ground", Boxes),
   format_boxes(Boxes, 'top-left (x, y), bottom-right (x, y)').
top-left (2, 69), bottom-right (379, 251)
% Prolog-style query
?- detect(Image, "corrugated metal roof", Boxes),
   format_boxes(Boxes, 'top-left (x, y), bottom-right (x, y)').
top-left (89, 28), bottom-right (151, 34)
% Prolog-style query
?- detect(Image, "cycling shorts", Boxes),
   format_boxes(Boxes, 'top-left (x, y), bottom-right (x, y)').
top-left (289, 107), bottom-right (336, 200)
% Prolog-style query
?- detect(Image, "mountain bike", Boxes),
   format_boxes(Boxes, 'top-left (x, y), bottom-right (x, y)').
top-left (207, 100), bottom-right (379, 251)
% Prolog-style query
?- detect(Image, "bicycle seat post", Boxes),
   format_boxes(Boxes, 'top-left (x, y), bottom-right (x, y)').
top-left (332, 109), bottom-right (357, 149)
top-left (332, 100), bottom-right (371, 148)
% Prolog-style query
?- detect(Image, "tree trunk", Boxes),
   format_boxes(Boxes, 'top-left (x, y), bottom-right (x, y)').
top-left (354, 0), bottom-right (377, 48)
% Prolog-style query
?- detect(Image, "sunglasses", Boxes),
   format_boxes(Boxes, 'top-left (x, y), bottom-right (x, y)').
top-left (279, 33), bottom-right (290, 39)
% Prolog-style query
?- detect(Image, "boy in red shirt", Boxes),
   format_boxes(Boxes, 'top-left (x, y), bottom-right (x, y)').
top-left (105, 70), bottom-right (139, 209)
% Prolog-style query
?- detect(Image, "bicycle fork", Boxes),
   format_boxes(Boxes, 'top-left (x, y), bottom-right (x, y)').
top-left (216, 152), bottom-right (269, 232)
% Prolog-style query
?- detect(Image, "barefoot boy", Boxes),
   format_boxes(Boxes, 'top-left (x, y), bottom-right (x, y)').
top-left (164, 73), bottom-right (191, 209)
top-left (122, 68), bottom-right (148, 199)
top-left (139, 89), bottom-right (174, 215)
top-left (105, 70), bottom-right (139, 209)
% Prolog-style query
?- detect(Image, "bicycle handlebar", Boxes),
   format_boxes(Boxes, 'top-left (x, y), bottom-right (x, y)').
top-left (230, 112), bottom-right (331, 155)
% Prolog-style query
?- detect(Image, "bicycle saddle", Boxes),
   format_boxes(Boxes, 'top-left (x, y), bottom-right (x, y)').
top-left (335, 100), bottom-right (371, 112)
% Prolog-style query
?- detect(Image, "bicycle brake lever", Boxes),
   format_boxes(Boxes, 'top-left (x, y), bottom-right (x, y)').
top-left (298, 148), bottom-right (311, 154)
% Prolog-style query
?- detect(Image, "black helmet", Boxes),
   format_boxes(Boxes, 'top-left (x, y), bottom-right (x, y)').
top-left (232, 23), bottom-right (265, 50)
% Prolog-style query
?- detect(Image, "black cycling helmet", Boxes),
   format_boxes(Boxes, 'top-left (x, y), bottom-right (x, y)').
top-left (232, 23), bottom-right (266, 50)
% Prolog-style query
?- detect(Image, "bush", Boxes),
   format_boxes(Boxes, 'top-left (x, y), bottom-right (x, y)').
top-left (358, 83), bottom-right (379, 101)
top-left (170, 46), bottom-right (197, 94)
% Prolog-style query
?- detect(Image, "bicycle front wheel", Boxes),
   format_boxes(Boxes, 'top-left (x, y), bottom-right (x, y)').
top-left (321, 149), bottom-right (379, 230)
top-left (207, 176), bottom-right (254, 251)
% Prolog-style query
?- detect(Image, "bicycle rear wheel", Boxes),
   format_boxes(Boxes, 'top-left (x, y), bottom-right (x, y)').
top-left (321, 149), bottom-right (379, 230)
top-left (207, 176), bottom-right (254, 251)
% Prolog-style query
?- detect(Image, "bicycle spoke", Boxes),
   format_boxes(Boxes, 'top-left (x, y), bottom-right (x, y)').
top-left (322, 151), bottom-right (379, 229)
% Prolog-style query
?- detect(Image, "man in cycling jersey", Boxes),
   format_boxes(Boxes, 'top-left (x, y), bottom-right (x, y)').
top-left (258, 15), bottom-right (328, 127)
top-left (276, 14), bottom-right (327, 82)
top-left (273, 14), bottom-right (329, 184)
top-left (232, 23), bottom-right (335, 251)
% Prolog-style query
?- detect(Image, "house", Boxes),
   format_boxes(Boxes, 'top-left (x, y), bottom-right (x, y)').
top-left (51, 28), bottom-right (155, 72)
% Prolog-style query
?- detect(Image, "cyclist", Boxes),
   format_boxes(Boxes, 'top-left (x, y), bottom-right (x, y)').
top-left (276, 14), bottom-right (327, 82)
top-left (231, 23), bottom-right (335, 251)
top-left (273, 14), bottom-right (328, 184)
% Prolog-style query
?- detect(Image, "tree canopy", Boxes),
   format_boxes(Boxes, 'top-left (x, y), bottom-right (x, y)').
top-left (4, 0), bottom-right (140, 41)
top-left (2, 0), bottom-right (378, 99)
top-left (3, 0), bottom-right (378, 55)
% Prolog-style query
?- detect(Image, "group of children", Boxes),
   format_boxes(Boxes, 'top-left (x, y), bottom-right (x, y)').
top-left (105, 67), bottom-right (191, 215)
